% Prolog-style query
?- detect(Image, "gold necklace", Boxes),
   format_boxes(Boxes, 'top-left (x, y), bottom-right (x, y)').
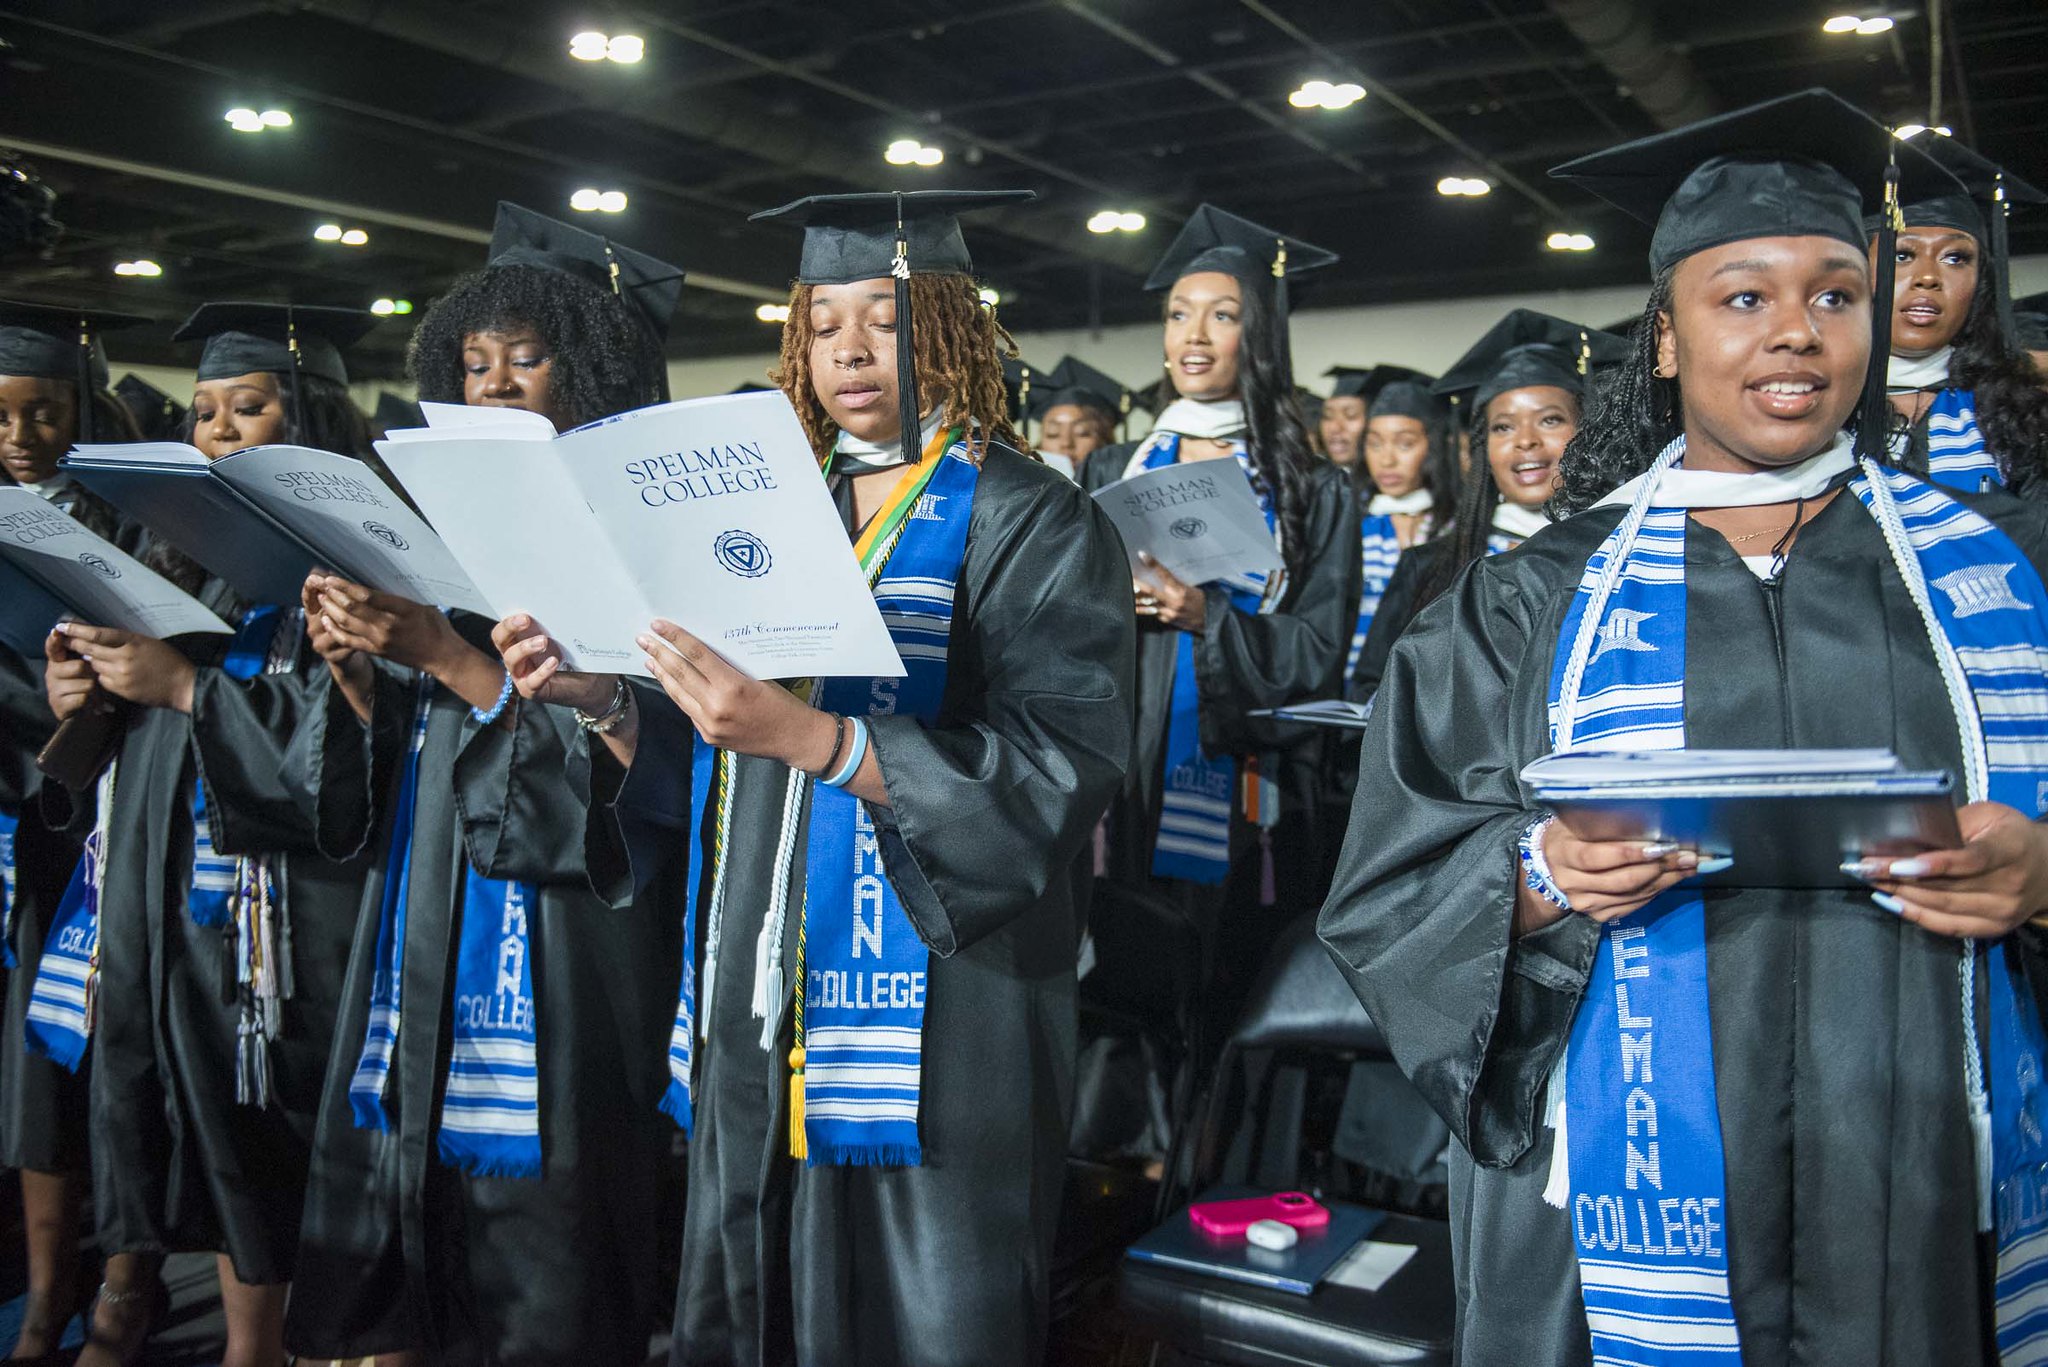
top-left (1723, 522), bottom-right (1794, 545)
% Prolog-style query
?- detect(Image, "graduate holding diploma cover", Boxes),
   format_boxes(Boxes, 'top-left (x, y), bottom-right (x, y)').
top-left (375, 388), bottom-right (904, 680)
top-left (1091, 457), bottom-right (1283, 590)
top-left (0, 487), bottom-right (228, 651)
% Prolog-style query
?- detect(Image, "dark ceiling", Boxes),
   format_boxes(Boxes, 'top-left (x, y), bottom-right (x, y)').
top-left (4, 0), bottom-right (2047, 382)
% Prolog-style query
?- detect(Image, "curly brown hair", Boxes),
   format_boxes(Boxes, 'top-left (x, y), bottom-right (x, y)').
top-left (771, 273), bottom-right (1029, 463)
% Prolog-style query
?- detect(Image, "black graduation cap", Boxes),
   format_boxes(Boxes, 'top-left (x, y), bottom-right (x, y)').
top-left (1891, 133), bottom-right (2048, 346)
top-left (1024, 356), bottom-right (1128, 423)
top-left (173, 302), bottom-right (375, 387)
top-left (1144, 205), bottom-right (1338, 384)
top-left (1325, 363), bottom-right (1433, 405)
top-left (2015, 290), bottom-right (2048, 351)
top-left (1551, 88), bottom-right (1954, 458)
top-left (751, 189), bottom-right (1035, 466)
top-left (113, 373), bottom-right (186, 441)
top-left (1002, 354), bottom-right (1034, 425)
top-left (1433, 310), bottom-right (1634, 412)
top-left (728, 381), bottom-right (774, 394)
top-left (488, 201), bottom-right (687, 344)
top-left (0, 301), bottom-right (151, 445)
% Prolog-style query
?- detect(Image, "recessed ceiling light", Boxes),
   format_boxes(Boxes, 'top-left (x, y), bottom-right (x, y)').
top-left (885, 138), bottom-right (943, 167)
top-left (113, 259), bottom-right (162, 277)
top-left (1545, 231), bottom-right (1596, 252)
top-left (570, 31), bottom-right (609, 61)
top-left (260, 109), bottom-right (292, 127)
top-left (313, 223), bottom-right (344, 242)
top-left (1437, 176), bottom-right (1493, 197)
top-left (1289, 79), bottom-right (1365, 111)
top-left (596, 190), bottom-right (628, 213)
top-left (756, 303), bottom-right (791, 323)
top-left (340, 228), bottom-right (369, 246)
top-left (1088, 210), bottom-right (1147, 234)
top-left (978, 287), bottom-right (1001, 306)
top-left (606, 34), bottom-right (644, 62)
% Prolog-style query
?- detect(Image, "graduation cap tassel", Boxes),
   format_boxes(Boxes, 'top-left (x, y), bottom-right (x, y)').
top-left (891, 193), bottom-right (922, 469)
top-left (73, 316), bottom-right (96, 446)
top-left (1992, 174), bottom-right (2018, 351)
top-left (1577, 328), bottom-right (1591, 378)
top-left (1859, 156), bottom-right (1903, 462)
top-left (1271, 238), bottom-right (1292, 381)
top-left (1016, 364), bottom-right (1031, 446)
top-left (1119, 387), bottom-right (1132, 444)
top-left (284, 308), bottom-right (307, 441)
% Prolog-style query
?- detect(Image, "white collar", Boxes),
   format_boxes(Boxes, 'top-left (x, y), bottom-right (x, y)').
top-left (17, 473), bottom-right (72, 501)
top-left (834, 407), bottom-right (947, 462)
top-left (1367, 488), bottom-right (1434, 517)
top-left (1596, 433), bottom-right (1857, 510)
top-left (1491, 501), bottom-right (1550, 539)
top-left (1888, 347), bottom-right (1954, 393)
top-left (1151, 397), bottom-right (1247, 442)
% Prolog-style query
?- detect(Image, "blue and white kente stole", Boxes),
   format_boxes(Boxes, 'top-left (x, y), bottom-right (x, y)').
top-left (0, 811), bottom-right (18, 971)
top-left (188, 605), bottom-right (282, 930)
top-left (799, 443), bottom-right (980, 1166)
top-left (1546, 437), bottom-right (2048, 1365)
top-left (1350, 513), bottom-right (1404, 677)
top-left (1924, 387), bottom-right (2002, 493)
top-left (1134, 431), bottom-right (1280, 885)
top-left (348, 674), bottom-right (543, 1178)
top-left (24, 767), bottom-right (112, 1073)
top-left (657, 739), bottom-right (721, 1135)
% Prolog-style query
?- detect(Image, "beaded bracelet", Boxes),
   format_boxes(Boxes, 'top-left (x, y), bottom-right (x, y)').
top-left (574, 678), bottom-right (632, 734)
top-left (1517, 814), bottom-right (1571, 912)
top-left (471, 670), bottom-right (515, 726)
top-left (821, 717), bottom-right (869, 789)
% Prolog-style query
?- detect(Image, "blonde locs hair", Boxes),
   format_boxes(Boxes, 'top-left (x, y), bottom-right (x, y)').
top-left (771, 273), bottom-right (1030, 464)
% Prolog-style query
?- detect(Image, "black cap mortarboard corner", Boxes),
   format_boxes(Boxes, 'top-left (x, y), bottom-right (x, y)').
top-left (1433, 309), bottom-right (1634, 412)
top-left (1025, 356), bottom-right (1129, 425)
top-left (487, 201), bottom-right (687, 345)
top-left (752, 189), bottom-right (1036, 467)
top-left (1144, 205), bottom-right (1338, 386)
top-left (1892, 134), bottom-right (2048, 347)
top-left (1551, 88), bottom-right (1956, 460)
top-left (0, 301), bottom-right (151, 445)
top-left (1326, 363), bottom-right (1433, 404)
top-left (113, 373), bottom-right (186, 442)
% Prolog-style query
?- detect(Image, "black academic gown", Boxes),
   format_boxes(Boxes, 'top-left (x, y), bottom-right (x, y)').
top-left (0, 645), bottom-right (89, 1173)
top-left (1317, 485), bottom-right (2048, 1365)
top-left (286, 629), bottom-right (680, 1367)
top-left (1077, 443), bottom-right (1357, 986)
top-left (611, 444), bottom-right (1133, 1367)
top-left (53, 597), bottom-right (361, 1284)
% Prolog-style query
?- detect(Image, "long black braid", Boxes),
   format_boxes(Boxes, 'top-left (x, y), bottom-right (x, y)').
top-left (1553, 272), bottom-right (1682, 517)
top-left (1225, 283), bottom-right (1319, 583)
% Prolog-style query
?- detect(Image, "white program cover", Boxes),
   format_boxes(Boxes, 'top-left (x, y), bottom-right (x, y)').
top-left (207, 445), bottom-right (493, 614)
top-left (377, 391), bottom-right (905, 680)
top-left (0, 488), bottom-right (230, 637)
top-left (1091, 460), bottom-right (1283, 587)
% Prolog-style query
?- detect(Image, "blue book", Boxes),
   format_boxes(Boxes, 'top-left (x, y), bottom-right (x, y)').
top-left (1523, 748), bottom-right (1960, 889)
top-left (1125, 1191), bottom-right (1385, 1296)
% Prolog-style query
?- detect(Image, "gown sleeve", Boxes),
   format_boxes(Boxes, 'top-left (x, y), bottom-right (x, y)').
top-left (304, 658), bottom-right (409, 865)
top-left (1316, 554), bottom-right (1600, 1167)
top-left (1194, 464), bottom-right (1359, 754)
top-left (606, 682), bottom-right (699, 906)
top-left (188, 659), bottom-right (333, 856)
top-left (0, 648), bottom-right (53, 815)
top-left (451, 690), bottom-right (632, 906)
top-left (868, 470), bottom-right (1136, 958)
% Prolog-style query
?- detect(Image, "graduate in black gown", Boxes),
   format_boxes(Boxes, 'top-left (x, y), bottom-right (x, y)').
top-left (1348, 311), bottom-right (1630, 702)
top-left (490, 189), bottom-right (1135, 1367)
top-left (1319, 91), bottom-right (2048, 1365)
top-left (1872, 132), bottom-right (2048, 494)
top-left (35, 303), bottom-right (379, 1367)
top-left (1078, 206), bottom-right (1356, 1009)
top-left (1023, 354), bottom-right (1134, 479)
top-left (285, 204), bottom-right (686, 1367)
top-left (0, 301), bottom-right (149, 1362)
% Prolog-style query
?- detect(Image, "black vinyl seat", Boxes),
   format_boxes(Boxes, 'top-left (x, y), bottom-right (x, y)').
top-left (1114, 913), bottom-right (1456, 1367)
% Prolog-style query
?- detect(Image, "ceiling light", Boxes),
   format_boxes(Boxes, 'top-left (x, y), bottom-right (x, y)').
top-left (569, 30), bottom-right (644, 62)
top-left (1823, 15), bottom-right (1862, 32)
top-left (914, 146), bottom-right (944, 167)
top-left (313, 223), bottom-right (344, 242)
top-left (113, 259), bottom-right (162, 277)
top-left (570, 31), bottom-right (609, 60)
top-left (978, 287), bottom-right (1001, 306)
top-left (885, 138), bottom-right (943, 167)
top-left (1289, 79), bottom-right (1365, 111)
top-left (224, 108), bottom-right (265, 133)
top-left (1089, 209), bottom-right (1146, 234)
top-left (1893, 123), bottom-right (1952, 139)
top-left (596, 190), bottom-right (628, 213)
top-left (1545, 232), bottom-right (1596, 252)
top-left (569, 188), bottom-right (635, 214)
top-left (756, 303), bottom-right (791, 323)
top-left (1437, 176), bottom-right (1492, 197)
top-left (340, 228), bottom-right (369, 246)
top-left (371, 298), bottom-right (397, 316)
top-left (260, 108), bottom-right (292, 127)
top-left (1857, 16), bottom-right (1894, 33)
top-left (606, 34), bottom-right (643, 62)
top-left (1823, 14), bottom-right (1894, 35)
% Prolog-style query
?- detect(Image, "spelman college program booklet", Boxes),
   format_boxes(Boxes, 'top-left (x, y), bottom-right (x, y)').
top-left (0, 487), bottom-right (229, 654)
top-left (376, 393), bottom-right (904, 680)
top-left (1090, 459), bottom-right (1283, 589)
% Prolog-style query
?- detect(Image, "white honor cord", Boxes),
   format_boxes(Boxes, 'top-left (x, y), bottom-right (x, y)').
top-left (1857, 460), bottom-right (1995, 1231)
top-left (1540, 1044), bottom-right (1570, 1209)
top-left (752, 765), bottom-right (811, 1050)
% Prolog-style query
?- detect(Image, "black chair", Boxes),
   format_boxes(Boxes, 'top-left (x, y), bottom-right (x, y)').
top-left (1114, 913), bottom-right (1456, 1367)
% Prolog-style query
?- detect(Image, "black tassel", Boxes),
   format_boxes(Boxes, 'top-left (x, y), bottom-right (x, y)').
top-left (284, 307), bottom-right (306, 439)
top-left (892, 193), bottom-right (922, 468)
top-left (1859, 156), bottom-right (1902, 461)
top-left (1992, 174), bottom-right (2018, 352)
top-left (73, 316), bottom-right (96, 445)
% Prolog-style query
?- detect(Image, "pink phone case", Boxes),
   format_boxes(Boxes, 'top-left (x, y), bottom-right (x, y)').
top-left (1187, 1191), bottom-right (1331, 1239)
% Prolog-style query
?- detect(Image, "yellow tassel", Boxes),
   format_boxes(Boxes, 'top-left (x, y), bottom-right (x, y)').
top-left (788, 1045), bottom-right (807, 1160)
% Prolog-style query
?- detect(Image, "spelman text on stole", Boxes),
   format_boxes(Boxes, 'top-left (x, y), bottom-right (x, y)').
top-left (809, 800), bottom-right (927, 1015)
top-left (1574, 924), bottom-right (1726, 1261)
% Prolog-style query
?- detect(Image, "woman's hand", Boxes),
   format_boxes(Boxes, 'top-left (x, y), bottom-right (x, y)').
top-left (638, 619), bottom-right (837, 771)
top-left (42, 627), bottom-right (98, 721)
top-left (310, 576), bottom-right (464, 675)
top-left (58, 624), bottom-right (197, 713)
top-left (1513, 820), bottom-right (1703, 937)
top-left (301, 571), bottom-right (371, 693)
top-left (1134, 552), bottom-right (1207, 633)
top-left (491, 614), bottom-right (619, 713)
top-left (1851, 801), bottom-right (2048, 939)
